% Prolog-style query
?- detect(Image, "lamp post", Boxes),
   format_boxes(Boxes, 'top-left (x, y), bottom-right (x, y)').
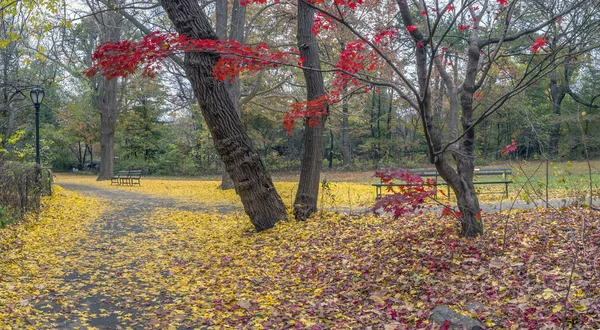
top-left (30, 87), bottom-right (45, 165)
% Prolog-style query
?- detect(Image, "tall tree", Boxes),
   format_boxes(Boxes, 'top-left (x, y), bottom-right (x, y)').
top-left (217, 0), bottom-right (248, 190)
top-left (85, 0), bottom-right (125, 180)
top-left (301, 0), bottom-right (596, 236)
top-left (293, 0), bottom-right (328, 220)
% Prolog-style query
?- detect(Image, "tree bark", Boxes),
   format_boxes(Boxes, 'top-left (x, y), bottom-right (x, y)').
top-left (341, 89), bottom-right (352, 166)
top-left (159, 0), bottom-right (287, 231)
top-left (218, 0), bottom-right (247, 190)
top-left (293, 0), bottom-right (328, 221)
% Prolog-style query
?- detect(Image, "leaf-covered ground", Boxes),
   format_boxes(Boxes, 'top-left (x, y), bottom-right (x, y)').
top-left (1, 178), bottom-right (599, 329)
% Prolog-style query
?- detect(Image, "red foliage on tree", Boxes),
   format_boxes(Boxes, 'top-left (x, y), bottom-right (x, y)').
top-left (86, 31), bottom-right (295, 81)
top-left (530, 37), bottom-right (547, 52)
top-left (86, 1), bottom-right (556, 161)
top-left (502, 140), bottom-right (518, 155)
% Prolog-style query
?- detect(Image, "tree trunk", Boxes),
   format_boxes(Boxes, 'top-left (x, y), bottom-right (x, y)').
top-left (549, 71), bottom-right (566, 157)
top-left (94, 5), bottom-right (122, 181)
top-left (398, 0), bottom-right (482, 237)
top-left (293, 0), bottom-right (327, 221)
top-left (217, 0), bottom-right (247, 190)
top-left (89, 144), bottom-right (93, 167)
top-left (328, 129), bottom-right (333, 169)
top-left (387, 89), bottom-right (393, 140)
top-left (341, 90), bottom-right (352, 166)
top-left (97, 86), bottom-right (119, 179)
top-left (450, 29), bottom-right (483, 237)
top-left (159, 0), bottom-right (287, 231)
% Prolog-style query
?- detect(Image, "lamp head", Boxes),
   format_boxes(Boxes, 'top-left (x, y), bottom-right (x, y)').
top-left (30, 87), bottom-right (45, 106)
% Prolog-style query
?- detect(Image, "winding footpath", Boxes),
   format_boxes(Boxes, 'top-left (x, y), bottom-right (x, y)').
top-left (5, 182), bottom-right (240, 329)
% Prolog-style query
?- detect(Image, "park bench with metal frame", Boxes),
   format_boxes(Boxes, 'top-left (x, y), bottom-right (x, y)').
top-left (373, 167), bottom-right (512, 199)
top-left (111, 170), bottom-right (142, 186)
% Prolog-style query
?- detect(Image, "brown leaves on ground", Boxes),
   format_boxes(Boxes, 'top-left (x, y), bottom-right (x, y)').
top-left (145, 207), bottom-right (599, 329)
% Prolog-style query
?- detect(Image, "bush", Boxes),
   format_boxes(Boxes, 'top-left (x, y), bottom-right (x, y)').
top-left (0, 159), bottom-right (52, 226)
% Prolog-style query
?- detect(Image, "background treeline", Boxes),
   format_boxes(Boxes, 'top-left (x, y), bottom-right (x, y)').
top-left (1, 1), bottom-right (599, 177)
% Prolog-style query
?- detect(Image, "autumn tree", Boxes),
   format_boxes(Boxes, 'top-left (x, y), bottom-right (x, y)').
top-left (81, 0), bottom-right (126, 180)
top-left (155, 0), bottom-right (288, 230)
top-left (295, 0), bottom-right (597, 236)
top-left (293, 0), bottom-right (329, 220)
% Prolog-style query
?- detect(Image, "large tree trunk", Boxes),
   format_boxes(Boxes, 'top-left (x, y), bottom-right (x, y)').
top-left (159, 0), bottom-right (287, 231)
top-left (293, 0), bottom-right (327, 221)
top-left (97, 107), bottom-right (117, 179)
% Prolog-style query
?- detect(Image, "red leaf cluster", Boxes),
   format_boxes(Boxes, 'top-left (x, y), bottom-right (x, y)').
top-left (282, 94), bottom-right (329, 135)
top-left (312, 12), bottom-right (335, 35)
top-left (86, 32), bottom-right (292, 81)
top-left (502, 140), bottom-right (518, 154)
top-left (373, 28), bottom-right (399, 46)
top-left (530, 37), bottom-right (547, 52)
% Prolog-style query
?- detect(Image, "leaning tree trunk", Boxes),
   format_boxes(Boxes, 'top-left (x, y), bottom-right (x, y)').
top-left (293, 0), bottom-right (328, 221)
top-left (159, 0), bottom-right (287, 231)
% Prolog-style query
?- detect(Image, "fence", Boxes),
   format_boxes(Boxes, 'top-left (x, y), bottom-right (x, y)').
top-left (0, 160), bottom-right (53, 227)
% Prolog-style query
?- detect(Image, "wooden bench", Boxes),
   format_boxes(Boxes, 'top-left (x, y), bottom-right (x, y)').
top-left (373, 167), bottom-right (512, 199)
top-left (111, 170), bottom-right (142, 186)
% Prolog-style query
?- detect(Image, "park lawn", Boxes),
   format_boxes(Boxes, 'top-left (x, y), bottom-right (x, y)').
top-left (55, 160), bottom-right (600, 208)
top-left (54, 174), bottom-right (377, 211)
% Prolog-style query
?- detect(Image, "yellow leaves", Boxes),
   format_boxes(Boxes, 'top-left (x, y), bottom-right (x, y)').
top-left (541, 288), bottom-right (556, 300)
top-left (552, 304), bottom-right (563, 313)
top-left (0, 186), bottom-right (106, 325)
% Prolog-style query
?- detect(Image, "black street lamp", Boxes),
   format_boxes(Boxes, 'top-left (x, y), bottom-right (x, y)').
top-left (30, 87), bottom-right (45, 165)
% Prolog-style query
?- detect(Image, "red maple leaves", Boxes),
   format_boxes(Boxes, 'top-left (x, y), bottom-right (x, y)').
top-left (85, 32), bottom-right (292, 81)
top-left (530, 37), bottom-right (547, 52)
top-left (282, 95), bottom-right (330, 135)
top-left (458, 24), bottom-right (471, 31)
top-left (502, 140), bottom-right (518, 154)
